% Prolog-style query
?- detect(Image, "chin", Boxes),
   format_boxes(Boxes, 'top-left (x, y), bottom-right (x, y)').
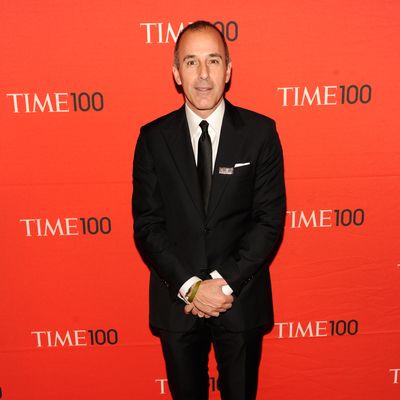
top-left (196, 101), bottom-right (216, 110)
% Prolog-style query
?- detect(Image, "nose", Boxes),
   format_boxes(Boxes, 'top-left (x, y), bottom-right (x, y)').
top-left (199, 61), bottom-right (209, 80)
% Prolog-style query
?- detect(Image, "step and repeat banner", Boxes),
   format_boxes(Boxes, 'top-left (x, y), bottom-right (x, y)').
top-left (1, 1), bottom-right (399, 399)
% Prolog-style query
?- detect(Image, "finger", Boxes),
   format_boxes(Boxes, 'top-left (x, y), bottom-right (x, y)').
top-left (221, 302), bottom-right (233, 310)
top-left (225, 295), bottom-right (234, 303)
top-left (195, 305), bottom-right (219, 317)
top-left (191, 307), bottom-right (199, 316)
top-left (192, 298), bottom-right (224, 317)
top-left (184, 304), bottom-right (194, 314)
top-left (200, 308), bottom-right (220, 317)
top-left (209, 302), bottom-right (233, 312)
top-left (193, 299), bottom-right (213, 314)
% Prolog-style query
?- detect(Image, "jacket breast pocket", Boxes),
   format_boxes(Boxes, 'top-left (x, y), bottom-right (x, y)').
top-left (232, 164), bottom-right (252, 180)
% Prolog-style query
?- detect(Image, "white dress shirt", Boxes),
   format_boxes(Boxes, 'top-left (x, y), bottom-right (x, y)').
top-left (178, 100), bottom-right (233, 303)
top-left (185, 100), bottom-right (225, 171)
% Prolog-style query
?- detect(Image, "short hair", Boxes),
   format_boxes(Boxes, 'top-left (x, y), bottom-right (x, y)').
top-left (173, 20), bottom-right (230, 67)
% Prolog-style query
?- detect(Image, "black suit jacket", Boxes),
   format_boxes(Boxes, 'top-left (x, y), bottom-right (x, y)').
top-left (132, 100), bottom-right (286, 333)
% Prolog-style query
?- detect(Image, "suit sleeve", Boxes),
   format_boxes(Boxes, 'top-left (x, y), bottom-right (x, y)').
top-left (132, 128), bottom-right (193, 299)
top-left (217, 122), bottom-right (286, 296)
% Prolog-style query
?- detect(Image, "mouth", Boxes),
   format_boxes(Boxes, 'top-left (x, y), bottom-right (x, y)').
top-left (195, 87), bottom-right (212, 92)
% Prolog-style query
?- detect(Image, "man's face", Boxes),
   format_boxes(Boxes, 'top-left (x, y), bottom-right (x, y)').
top-left (172, 28), bottom-right (232, 119)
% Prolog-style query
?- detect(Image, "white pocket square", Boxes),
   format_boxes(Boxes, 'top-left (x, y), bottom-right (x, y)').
top-left (234, 162), bottom-right (250, 168)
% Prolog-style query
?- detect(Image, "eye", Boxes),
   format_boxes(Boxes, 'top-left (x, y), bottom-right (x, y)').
top-left (209, 58), bottom-right (220, 64)
top-left (186, 59), bottom-right (197, 66)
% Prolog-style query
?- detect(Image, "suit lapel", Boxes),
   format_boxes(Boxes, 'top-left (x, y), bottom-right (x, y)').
top-left (162, 106), bottom-right (205, 219)
top-left (206, 101), bottom-right (246, 222)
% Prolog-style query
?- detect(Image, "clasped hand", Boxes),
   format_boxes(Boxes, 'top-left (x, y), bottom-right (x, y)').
top-left (184, 279), bottom-right (234, 318)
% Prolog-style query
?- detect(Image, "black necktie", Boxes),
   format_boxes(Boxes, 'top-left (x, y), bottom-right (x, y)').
top-left (198, 120), bottom-right (212, 212)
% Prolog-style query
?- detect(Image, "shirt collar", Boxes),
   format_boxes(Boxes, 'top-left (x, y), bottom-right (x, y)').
top-left (185, 99), bottom-right (225, 138)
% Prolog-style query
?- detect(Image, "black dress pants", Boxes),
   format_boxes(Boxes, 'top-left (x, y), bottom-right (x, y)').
top-left (159, 318), bottom-right (264, 400)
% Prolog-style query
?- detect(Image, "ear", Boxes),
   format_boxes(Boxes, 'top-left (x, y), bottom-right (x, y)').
top-left (225, 61), bottom-right (232, 84)
top-left (172, 65), bottom-right (182, 85)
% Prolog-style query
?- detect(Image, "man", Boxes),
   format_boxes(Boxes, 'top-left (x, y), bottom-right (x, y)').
top-left (132, 20), bottom-right (286, 400)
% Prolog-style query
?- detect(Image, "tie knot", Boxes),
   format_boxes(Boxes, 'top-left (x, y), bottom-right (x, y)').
top-left (199, 120), bottom-right (209, 135)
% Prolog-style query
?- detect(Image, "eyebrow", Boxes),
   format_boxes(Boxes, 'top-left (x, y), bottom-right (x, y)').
top-left (183, 55), bottom-right (196, 62)
top-left (182, 53), bottom-right (223, 62)
top-left (208, 53), bottom-right (223, 59)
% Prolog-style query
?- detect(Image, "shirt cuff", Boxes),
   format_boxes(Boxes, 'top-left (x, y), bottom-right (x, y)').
top-left (210, 270), bottom-right (233, 295)
top-left (178, 276), bottom-right (202, 304)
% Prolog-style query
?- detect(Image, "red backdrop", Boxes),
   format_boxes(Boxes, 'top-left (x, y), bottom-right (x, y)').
top-left (1, 1), bottom-right (399, 399)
